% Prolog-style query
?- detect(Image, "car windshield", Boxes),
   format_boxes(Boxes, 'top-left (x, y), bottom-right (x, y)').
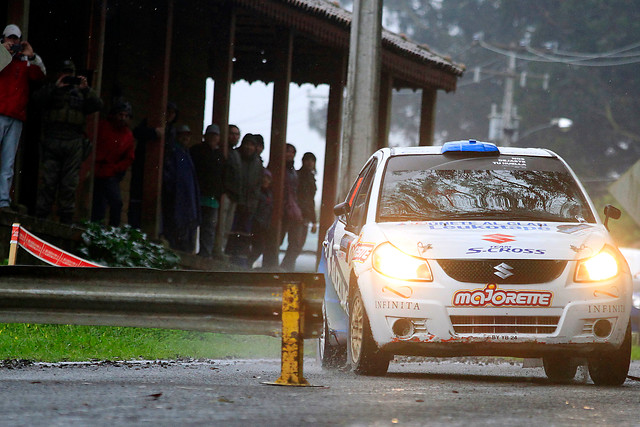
top-left (378, 154), bottom-right (596, 223)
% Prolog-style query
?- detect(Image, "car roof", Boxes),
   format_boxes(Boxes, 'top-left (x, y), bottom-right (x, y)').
top-left (385, 145), bottom-right (556, 158)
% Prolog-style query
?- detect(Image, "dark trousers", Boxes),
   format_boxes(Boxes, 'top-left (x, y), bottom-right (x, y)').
top-left (279, 219), bottom-right (304, 271)
top-left (198, 205), bottom-right (218, 257)
top-left (36, 137), bottom-right (83, 222)
top-left (92, 174), bottom-right (124, 226)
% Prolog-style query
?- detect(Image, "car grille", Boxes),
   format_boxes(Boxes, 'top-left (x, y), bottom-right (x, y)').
top-left (437, 259), bottom-right (567, 284)
top-left (450, 315), bottom-right (560, 334)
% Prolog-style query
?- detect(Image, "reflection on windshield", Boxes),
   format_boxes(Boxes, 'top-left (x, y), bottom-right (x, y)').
top-left (379, 168), bottom-right (595, 223)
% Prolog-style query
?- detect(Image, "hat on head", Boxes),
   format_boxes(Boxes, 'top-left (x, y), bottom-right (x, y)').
top-left (110, 101), bottom-right (132, 116)
top-left (60, 59), bottom-right (76, 73)
top-left (167, 101), bottom-right (178, 112)
top-left (2, 24), bottom-right (21, 38)
top-left (176, 124), bottom-right (191, 134)
top-left (205, 124), bottom-right (220, 135)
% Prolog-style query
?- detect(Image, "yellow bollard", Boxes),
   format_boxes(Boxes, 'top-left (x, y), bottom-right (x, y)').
top-left (264, 281), bottom-right (312, 386)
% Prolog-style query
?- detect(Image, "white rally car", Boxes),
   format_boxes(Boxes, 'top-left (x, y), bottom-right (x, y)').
top-left (317, 140), bottom-right (632, 385)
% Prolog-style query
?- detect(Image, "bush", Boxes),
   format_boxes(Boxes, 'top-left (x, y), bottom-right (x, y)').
top-left (78, 223), bottom-right (180, 269)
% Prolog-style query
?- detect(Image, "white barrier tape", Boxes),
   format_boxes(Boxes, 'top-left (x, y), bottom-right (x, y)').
top-left (11, 223), bottom-right (103, 267)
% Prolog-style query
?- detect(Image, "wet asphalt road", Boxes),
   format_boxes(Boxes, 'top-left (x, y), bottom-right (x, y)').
top-left (1, 357), bottom-right (639, 426)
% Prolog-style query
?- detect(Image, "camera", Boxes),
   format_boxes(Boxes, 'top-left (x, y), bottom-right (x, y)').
top-left (10, 44), bottom-right (22, 54)
top-left (62, 76), bottom-right (82, 85)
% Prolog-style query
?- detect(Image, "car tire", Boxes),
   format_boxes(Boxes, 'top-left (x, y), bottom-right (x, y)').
top-left (543, 356), bottom-right (577, 383)
top-left (317, 305), bottom-right (346, 369)
top-left (348, 288), bottom-right (390, 376)
top-left (588, 322), bottom-right (631, 386)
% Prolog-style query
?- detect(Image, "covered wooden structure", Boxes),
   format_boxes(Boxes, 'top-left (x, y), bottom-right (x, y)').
top-left (3, 0), bottom-right (463, 255)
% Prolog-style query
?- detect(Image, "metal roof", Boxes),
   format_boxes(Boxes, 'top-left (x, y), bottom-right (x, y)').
top-left (234, 0), bottom-right (464, 91)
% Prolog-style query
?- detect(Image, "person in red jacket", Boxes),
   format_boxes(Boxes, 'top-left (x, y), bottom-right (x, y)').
top-left (0, 24), bottom-right (46, 210)
top-left (91, 101), bottom-right (135, 226)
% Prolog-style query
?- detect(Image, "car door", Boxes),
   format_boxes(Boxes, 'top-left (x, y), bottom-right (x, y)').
top-left (329, 159), bottom-right (379, 308)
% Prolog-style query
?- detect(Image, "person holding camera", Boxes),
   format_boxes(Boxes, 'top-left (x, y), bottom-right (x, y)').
top-left (0, 24), bottom-right (46, 212)
top-left (35, 59), bottom-right (103, 224)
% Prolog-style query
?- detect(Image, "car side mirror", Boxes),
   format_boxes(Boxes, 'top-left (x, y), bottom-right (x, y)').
top-left (603, 204), bottom-right (621, 231)
top-left (334, 201), bottom-right (350, 217)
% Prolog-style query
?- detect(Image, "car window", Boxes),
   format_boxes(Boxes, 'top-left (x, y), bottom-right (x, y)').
top-left (347, 159), bottom-right (378, 231)
top-left (378, 154), bottom-right (595, 223)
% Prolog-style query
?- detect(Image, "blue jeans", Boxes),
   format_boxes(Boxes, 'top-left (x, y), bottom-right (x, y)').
top-left (0, 115), bottom-right (23, 208)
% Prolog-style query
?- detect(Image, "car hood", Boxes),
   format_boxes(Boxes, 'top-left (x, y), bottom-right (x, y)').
top-left (377, 221), bottom-right (608, 260)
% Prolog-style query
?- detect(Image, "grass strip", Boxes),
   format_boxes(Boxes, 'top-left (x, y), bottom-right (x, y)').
top-left (0, 323), bottom-right (285, 362)
top-left (1, 323), bottom-right (638, 363)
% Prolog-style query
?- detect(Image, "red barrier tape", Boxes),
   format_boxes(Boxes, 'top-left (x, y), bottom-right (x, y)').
top-left (11, 223), bottom-right (103, 267)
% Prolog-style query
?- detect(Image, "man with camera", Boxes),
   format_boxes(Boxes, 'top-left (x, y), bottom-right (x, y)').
top-left (0, 24), bottom-right (46, 212)
top-left (35, 59), bottom-right (103, 224)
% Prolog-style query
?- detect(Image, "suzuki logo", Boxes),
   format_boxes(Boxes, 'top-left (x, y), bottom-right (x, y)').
top-left (483, 234), bottom-right (515, 244)
top-left (493, 262), bottom-right (514, 279)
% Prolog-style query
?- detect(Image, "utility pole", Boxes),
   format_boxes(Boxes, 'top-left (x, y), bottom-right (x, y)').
top-left (338, 0), bottom-right (383, 198)
top-left (500, 51), bottom-right (516, 146)
top-left (478, 42), bottom-right (549, 146)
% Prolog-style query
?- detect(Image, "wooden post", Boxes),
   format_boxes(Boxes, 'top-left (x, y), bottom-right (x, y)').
top-left (141, 0), bottom-right (173, 238)
top-left (418, 88), bottom-right (437, 146)
top-left (317, 54), bottom-right (346, 264)
top-left (377, 72), bottom-right (393, 150)
top-left (212, 3), bottom-right (235, 159)
top-left (8, 223), bottom-right (20, 266)
top-left (263, 28), bottom-right (293, 268)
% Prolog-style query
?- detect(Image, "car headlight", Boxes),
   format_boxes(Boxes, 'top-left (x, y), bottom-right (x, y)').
top-left (633, 293), bottom-right (640, 310)
top-left (575, 246), bottom-right (621, 282)
top-left (372, 242), bottom-right (432, 281)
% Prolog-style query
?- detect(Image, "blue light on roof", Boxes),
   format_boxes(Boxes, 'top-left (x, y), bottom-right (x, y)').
top-left (441, 139), bottom-right (499, 154)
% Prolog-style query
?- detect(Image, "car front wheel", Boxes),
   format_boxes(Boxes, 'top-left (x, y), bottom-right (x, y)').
top-left (588, 322), bottom-right (631, 386)
top-left (317, 305), bottom-right (346, 369)
top-left (543, 356), bottom-right (577, 383)
top-left (348, 288), bottom-right (390, 376)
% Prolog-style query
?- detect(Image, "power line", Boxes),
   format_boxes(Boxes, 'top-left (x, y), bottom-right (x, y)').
top-left (479, 40), bottom-right (640, 67)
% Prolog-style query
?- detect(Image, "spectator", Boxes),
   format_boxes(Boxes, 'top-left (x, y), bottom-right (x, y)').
top-left (91, 101), bottom-right (135, 226)
top-left (162, 124), bottom-right (200, 253)
top-left (0, 24), bottom-right (46, 212)
top-left (128, 102), bottom-right (178, 228)
top-left (254, 134), bottom-right (265, 165)
top-left (35, 59), bottom-right (103, 224)
top-left (297, 152), bottom-right (318, 249)
top-left (225, 134), bottom-right (263, 266)
top-left (214, 124), bottom-right (241, 257)
top-left (279, 143), bottom-right (304, 271)
top-left (190, 124), bottom-right (225, 258)
top-left (248, 168), bottom-right (273, 268)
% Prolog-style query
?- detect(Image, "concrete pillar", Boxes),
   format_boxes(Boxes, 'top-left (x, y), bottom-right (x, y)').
top-left (339, 0), bottom-right (383, 198)
top-left (141, 0), bottom-right (173, 238)
top-left (263, 28), bottom-right (293, 268)
top-left (418, 88), bottom-right (437, 146)
top-left (317, 53), bottom-right (346, 263)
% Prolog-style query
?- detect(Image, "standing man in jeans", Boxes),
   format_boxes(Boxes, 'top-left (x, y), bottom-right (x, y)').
top-left (190, 124), bottom-right (225, 258)
top-left (0, 24), bottom-right (46, 211)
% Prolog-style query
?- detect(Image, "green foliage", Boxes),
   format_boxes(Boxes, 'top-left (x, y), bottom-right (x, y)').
top-left (78, 223), bottom-right (180, 269)
top-left (0, 323), bottom-right (282, 361)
